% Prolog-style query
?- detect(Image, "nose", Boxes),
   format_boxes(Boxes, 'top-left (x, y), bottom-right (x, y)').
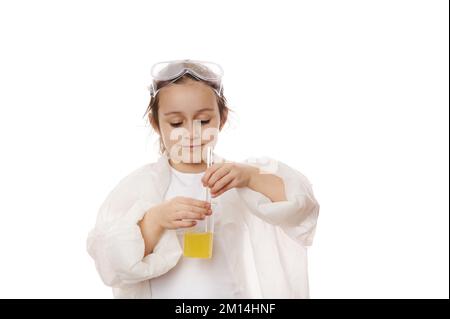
top-left (184, 120), bottom-right (202, 144)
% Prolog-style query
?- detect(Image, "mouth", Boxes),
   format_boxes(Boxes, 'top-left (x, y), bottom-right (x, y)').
top-left (182, 144), bottom-right (204, 149)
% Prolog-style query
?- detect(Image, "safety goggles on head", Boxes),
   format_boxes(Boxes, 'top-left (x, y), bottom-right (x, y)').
top-left (148, 59), bottom-right (224, 97)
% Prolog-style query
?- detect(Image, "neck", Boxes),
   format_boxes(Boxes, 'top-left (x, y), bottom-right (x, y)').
top-left (168, 159), bottom-right (207, 173)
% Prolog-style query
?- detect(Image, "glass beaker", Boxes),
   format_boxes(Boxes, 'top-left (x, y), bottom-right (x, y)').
top-left (183, 202), bottom-right (216, 258)
top-left (183, 146), bottom-right (215, 258)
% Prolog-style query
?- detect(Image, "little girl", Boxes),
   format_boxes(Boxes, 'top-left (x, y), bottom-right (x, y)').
top-left (87, 59), bottom-right (320, 299)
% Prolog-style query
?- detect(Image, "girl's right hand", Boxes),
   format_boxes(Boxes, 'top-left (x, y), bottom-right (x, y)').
top-left (151, 196), bottom-right (212, 230)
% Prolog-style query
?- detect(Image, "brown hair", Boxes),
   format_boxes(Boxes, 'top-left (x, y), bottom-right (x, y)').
top-left (143, 73), bottom-right (231, 154)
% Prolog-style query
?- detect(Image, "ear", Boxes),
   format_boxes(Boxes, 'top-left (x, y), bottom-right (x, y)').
top-left (219, 108), bottom-right (228, 131)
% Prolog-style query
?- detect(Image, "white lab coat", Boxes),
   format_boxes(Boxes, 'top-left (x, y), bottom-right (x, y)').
top-left (86, 152), bottom-right (320, 298)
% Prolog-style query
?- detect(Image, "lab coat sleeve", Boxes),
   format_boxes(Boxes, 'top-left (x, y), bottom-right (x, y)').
top-left (236, 157), bottom-right (320, 246)
top-left (86, 179), bottom-right (181, 288)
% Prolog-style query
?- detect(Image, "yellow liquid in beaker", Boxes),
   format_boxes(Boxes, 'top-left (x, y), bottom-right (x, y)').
top-left (183, 232), bottom-right (213, 258)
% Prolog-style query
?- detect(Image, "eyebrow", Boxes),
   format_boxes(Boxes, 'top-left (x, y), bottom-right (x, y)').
top-left (163, 107), bottom-right (214, 116)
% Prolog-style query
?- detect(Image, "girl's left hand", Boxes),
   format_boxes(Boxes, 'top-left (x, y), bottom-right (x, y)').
top-left (201, 162), bottom-right (258, 198)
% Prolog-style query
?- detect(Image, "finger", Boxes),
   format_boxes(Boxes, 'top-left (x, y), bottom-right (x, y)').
top-left (212, 179), bottom-right (236, 197)
top-left (207, 165), bottom-right (231, 188)
top-left (177, 196), bottom-right (210, 208)
top-left (173, 220), bottom-right (197, 229)
top-left (179, 203), bottom-right (210, 215)
top-left (211, 173), bottom-right (234, 194)
top-left (201, 163), bottom-right (223, 186)
top-left (174, 211), bottom-right (205, 221)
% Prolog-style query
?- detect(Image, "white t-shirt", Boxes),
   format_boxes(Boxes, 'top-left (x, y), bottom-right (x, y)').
top-left (149, 166), bottom-right (243, 299)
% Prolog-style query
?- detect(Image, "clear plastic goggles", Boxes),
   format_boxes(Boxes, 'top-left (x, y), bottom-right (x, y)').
top-left (149, 59), bottom-right (224, 97)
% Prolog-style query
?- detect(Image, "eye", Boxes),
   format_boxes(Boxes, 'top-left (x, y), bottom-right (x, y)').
top-left (170, 120), bottom-right (210, 127)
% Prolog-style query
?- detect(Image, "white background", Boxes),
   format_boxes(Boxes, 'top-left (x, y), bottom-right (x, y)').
top-left (0, 0), bottom-right (448, 298)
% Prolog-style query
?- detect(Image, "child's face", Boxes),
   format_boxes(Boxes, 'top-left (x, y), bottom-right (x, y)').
top-left (156, 79), bottom-right (222, 163)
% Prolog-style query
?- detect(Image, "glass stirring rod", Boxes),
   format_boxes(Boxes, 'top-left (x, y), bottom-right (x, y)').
top-left (204, 146), bottom-right (213, 233)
